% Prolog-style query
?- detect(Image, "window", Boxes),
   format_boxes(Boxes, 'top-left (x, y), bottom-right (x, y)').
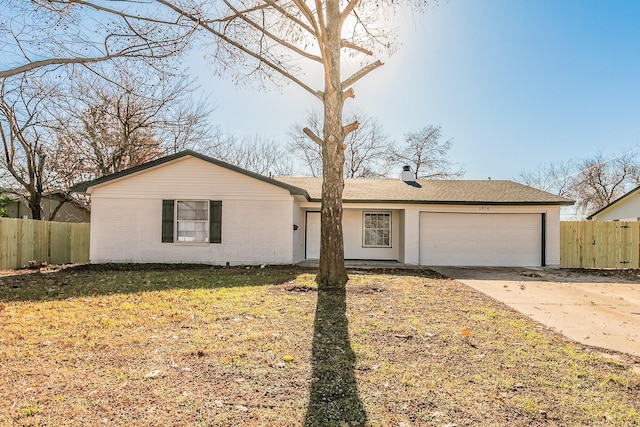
top-left (162, 200), bottom-right (222, 244)
top-left (363, 212), bottom-right (391, 247)
top-left (177, 201), bottom-right (208, 242)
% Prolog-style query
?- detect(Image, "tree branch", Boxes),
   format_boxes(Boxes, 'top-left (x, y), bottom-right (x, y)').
top-left (340, 40), bottom-right (373, 56)
top-left (342, 121), bottom-right (359, 137)
top-left (341, 60), bottom-right (384, 88)
top-left (214, 3), bottom-right (271, 23)
top-left (1, 56), bottom-right (120, 79)
top-left (154, 0), bottom-right (323, 101)
top-left (290, 0), bottom-right (322, 41)
top-left (50, 0), bottom-right (181, 25)
top-left (340, 0), bottom-right (360, 26)
top-left (343, 87), bottom-right (355, 99)
top-left (303, 127), bottom-right (323, 147)
top-left (312, 0), bottom-right (330, 63)
top-left (221, 0), bottom-right (323, 63)
top-left (264, 0), bottom-right (317, 37)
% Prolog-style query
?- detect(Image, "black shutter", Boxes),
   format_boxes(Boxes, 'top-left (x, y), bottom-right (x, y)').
top-left (209, 200), bottom-right (222, 244)
top-left (162, 200), bottom-right (174, 243)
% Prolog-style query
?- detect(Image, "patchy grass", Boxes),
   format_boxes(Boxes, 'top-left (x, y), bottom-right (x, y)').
top-left (0, 265), bottom-right (639, 426)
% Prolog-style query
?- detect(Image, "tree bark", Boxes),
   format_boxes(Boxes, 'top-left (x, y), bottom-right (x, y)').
top-left (316, 0), bottom-right (348, 288)
top-left (28, 193), bottom-right (42, 220)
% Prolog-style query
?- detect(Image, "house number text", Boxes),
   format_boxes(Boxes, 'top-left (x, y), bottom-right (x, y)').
top-left (479, 206), bottom-right (490, 211)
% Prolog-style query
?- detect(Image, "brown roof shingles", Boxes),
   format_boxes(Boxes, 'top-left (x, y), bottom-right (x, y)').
top-left (275, 177), bottom-right (574, 205)
top-left (70, 150), bottom-right (573, 206)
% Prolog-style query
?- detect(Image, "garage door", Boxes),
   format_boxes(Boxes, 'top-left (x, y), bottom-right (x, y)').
top-left (420, 212), bottom-right (542, 266)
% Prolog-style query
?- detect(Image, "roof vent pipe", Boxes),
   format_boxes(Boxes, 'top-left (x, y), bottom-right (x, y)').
top-left (401, 165), bottom-right (415, 182)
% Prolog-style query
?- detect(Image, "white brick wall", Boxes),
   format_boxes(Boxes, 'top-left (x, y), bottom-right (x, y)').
top-left (342, 209), bottom-right (400, 260)
top-left (89, 156), bottom-right (294, 265)
top-left (301, 203), bottom-right (563, 266)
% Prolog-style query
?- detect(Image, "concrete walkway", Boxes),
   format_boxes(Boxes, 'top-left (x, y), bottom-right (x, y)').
top-left (432, 266), bottom-right (640, 358)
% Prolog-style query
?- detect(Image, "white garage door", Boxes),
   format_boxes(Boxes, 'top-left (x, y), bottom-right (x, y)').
top-left (420, 212), bottom-right (542, 266)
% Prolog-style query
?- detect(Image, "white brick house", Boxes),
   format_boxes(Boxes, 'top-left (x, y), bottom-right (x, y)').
top-left (72, 151), bottom-right (573, 267)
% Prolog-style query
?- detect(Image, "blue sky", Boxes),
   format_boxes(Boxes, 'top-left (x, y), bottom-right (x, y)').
top-left (187, 0), bottom-right (640, 180)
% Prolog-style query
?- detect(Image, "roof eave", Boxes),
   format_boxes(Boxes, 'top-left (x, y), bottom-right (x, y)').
top-left (587, 185), bottom-right (640, 220)
top-left (322, 199), bottom-right (576, 206)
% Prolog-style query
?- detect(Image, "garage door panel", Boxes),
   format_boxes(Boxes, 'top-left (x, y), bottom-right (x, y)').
top-left (420, 212), bottom-right (541, 266)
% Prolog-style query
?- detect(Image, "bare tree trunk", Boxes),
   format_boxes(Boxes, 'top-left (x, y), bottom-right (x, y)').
top-left (28, 192), bottom-right (42, 220)
top-left (318, 91), bottom-right (348, 287)
top-left (317, 0), bottom-right (348, 288)
top-left (48, 197), bottom-right (69, 221)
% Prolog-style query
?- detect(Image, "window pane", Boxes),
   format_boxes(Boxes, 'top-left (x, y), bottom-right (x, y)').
top-left (177, 221), bottom-right (207, 242)
top-left (176, 201), bottom-right (209, 242)
top-left (177, 201), bottom-right (208, 220)
top-left (363, 212), bottom-right (391, 247)
top-left (382, 230), bottom-right (389, 246)
top-left (364, 229), bottom-right (376, 246)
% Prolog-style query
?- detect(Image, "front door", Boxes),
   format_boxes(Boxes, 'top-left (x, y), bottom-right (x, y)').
top-left (305, 211), bottom-right (321, 259)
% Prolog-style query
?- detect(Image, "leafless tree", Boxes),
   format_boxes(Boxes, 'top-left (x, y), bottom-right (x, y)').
top-left (0, 1), bottom-right (203, 219)
top-left (572, 151), bottom-right (640, 215)
top-left (160, 95), bottom-right (222, 156)
top-left (388, 125), bottom-right (464, 179)
top-left (290, 109), bottom-right (391, 178)
top-left (517, 148), bottom-right (640, 218)
top-left (214, 135), bottom-right (294, 176)
top-left (55, 91), bottom-right (162, 178)
top-left (517, 160), bottom-right (576, 198)
top-left (343, 115), bottom-right (392, 178)
top-left (289, 110), bottom-right (324, 177)
top-left (0, 1), bottom-right (194, 79)
top-left (0, 77), bottom-right (67, 220)
top-left (54, 70), bottom-right (217, 180)
top-left (1, 66), bottom-right (218, 219)
top-left (23, 0), bottom-right (430, 286)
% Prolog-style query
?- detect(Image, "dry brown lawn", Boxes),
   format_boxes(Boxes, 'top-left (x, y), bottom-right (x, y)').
top-left (1, 265), bottom-right (639, 426)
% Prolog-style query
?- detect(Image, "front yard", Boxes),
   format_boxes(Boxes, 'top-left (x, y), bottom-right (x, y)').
top-left (1, 265), bottom-right (639, 426)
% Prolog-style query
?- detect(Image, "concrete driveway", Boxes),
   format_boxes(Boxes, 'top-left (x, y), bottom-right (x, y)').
top-left (431, 266), bottom-right (640, 357)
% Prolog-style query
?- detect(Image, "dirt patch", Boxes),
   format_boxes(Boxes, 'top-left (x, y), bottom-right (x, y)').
top-left (433, 266), bottom-right (640, 284)
top-left (557, 268), bottom-right (640, 283)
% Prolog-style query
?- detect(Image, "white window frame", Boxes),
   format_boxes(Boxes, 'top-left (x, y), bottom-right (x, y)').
top-left (176, 200), bottom-right (209, 243)
top-left (362, 211), bottom-right (392, 248)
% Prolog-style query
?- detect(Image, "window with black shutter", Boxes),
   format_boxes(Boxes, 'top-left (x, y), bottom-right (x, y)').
top-left (161, 199), bottom-right (222, 244)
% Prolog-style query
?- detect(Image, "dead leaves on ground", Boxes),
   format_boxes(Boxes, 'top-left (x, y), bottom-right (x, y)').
top-left (0, 268), bottom-right (639, 426)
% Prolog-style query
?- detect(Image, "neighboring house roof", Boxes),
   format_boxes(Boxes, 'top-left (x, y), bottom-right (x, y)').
top-left (69, 150), bottom-right (573, 206)
top-left (70, 150), bottom-right (310, 198)
top-left (277, 177), bottom-right (574, 205)
top-left (587, 185), bottom-right (640, 220)
top-left (4, 190), bottom-right (91, 211)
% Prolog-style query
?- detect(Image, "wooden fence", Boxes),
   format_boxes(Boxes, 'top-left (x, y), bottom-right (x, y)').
top-left (2, 218), bottom-right (637, 270)
top-left (0, 218), bottom-right (90, 270)
top-left (560, 221), bottom-right (640, 269)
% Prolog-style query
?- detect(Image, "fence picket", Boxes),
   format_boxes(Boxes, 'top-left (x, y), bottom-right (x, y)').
top-left (0, 218), bottom-right (90, 270)
top-left (560, 221), bottom-right (640, 269)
